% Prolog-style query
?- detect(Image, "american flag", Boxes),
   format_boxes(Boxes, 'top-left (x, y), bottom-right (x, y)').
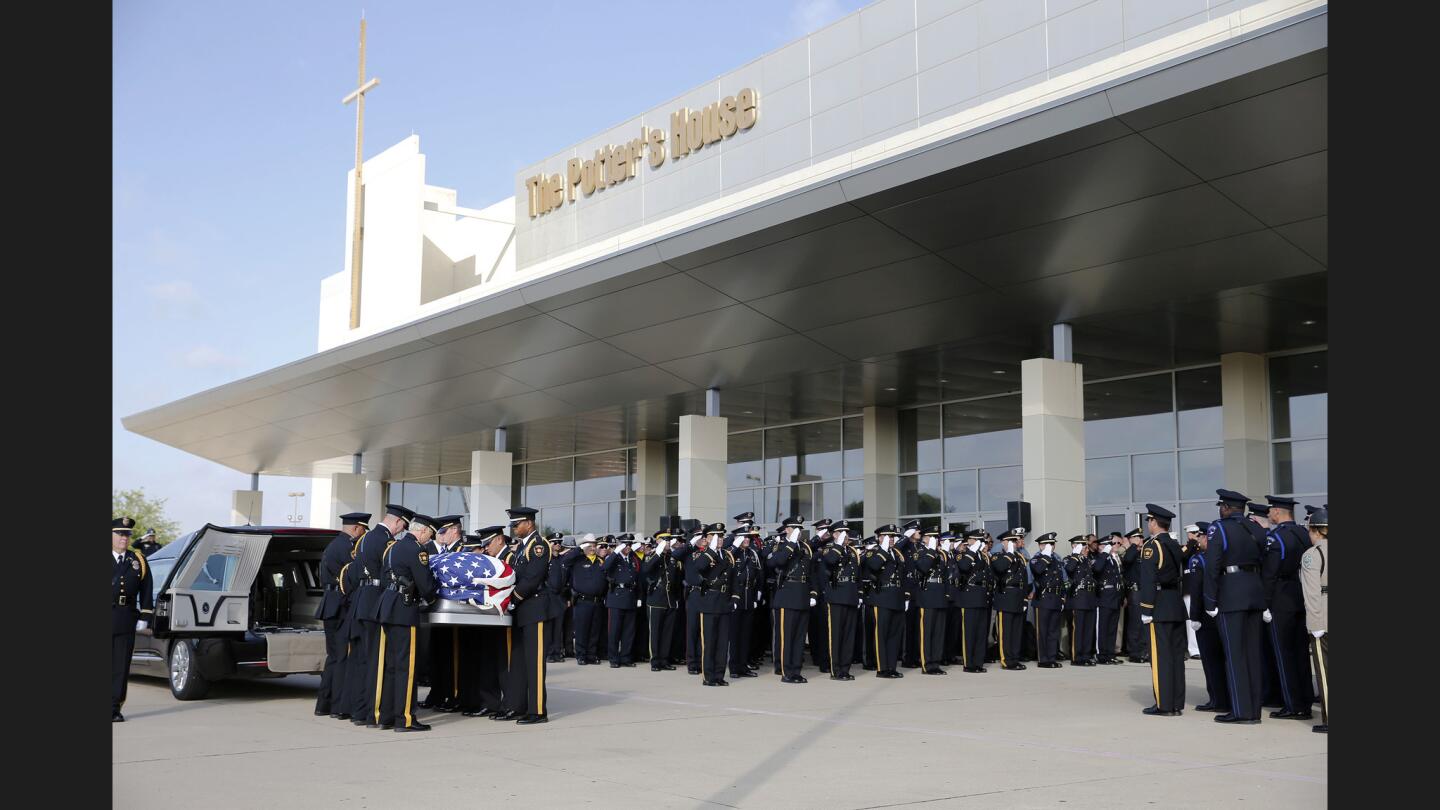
top-left (428, 552), bottom-right (516, 613)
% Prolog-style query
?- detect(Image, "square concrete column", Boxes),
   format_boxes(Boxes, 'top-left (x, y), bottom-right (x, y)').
top-left (470, 450), bottom-right (514, 530)
top-left (231, 490), bottom-right (262, 526)
top-left (635, 440), bottom-right (667, 534)
top-left (1022, 358), bottom-right (1087, 549)
top-left (1221, 352), bottom-right (1272, 496)
top-left (863, 406), bottom-right (899, 536)
top-left (678, 415), bottom-right (727, 525)
top-left (324, 473), bottom-right (368, 529)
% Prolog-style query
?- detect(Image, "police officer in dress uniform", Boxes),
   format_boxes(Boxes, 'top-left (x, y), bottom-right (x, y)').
top-left (1186, 521), bottom-right (1230, 713)
top-left (728, 526), bottom-right (762, 679)
top-left (1204, 489), bottom-right (1269, 724)
top-left (979, 533), bottom-right (1000, 663)
top-left (604, 533), bottom-right (643, 667)
top-left (863, 525), bottom-right (908, 678)
top-left (1261, 495), bottom-right (1315, 720)
top-left (942, 529), bottom-right (963, 666)
top-left (419, 515), bottom-right (466, 713)
top-left (807, 518), bottom-right (834, 672)
top-left (376, 514), bottom-right (438, 731)
top-left (565, 534), bottom-right (607, 665)
top-left (134, 528), bottom-right (163, 558)
top-left (498, 506), bottom-right (553, 724)
top-left (1120, 528), bottom-right (1147, 663)
top-left (1095, 534), bottom-right (1126, 664)
top-left (352, 504), bottom-right (413, 727)
top-left (672, 524), bottom-right (706, 675)
top-left (1063, 536), bottom-right (1098, 666)
top-left (643, 521), bottom-right (681, 671)
top-left (898, 520), bottom-right (924, 669)
top-left (1300, 507), bottom-right (1328, 734)
top-left (991, 530), bottom-right (1029, 671)
top-left (767, 515), bottom-right (816, 683)
top-left (542, 531), bottom-right (569, 664)
top-left (692, 523), bottom-right (737, 686)
top-left (911, 525), bottom-right (949, 675)
top-left (453, 527), bottom-right (508, 718)
top-left (818, 520), bottom-right (861, 681)
top-left (1138, 505), bottom-right (1186, 716)
top-left (315, 512), bottom-right (369, 719)
top-left (112, 517), bottom-right (153, 722)
top-left (953, 530), bottom-right (990, 673)
top-left (858, 534), bottom-right (878, 671)
top-left (1029, 533), bottom-right (1065, 669)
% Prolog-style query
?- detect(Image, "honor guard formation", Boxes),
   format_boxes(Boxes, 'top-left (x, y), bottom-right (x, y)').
top-left (114, 489), bottom-right (1328, 733)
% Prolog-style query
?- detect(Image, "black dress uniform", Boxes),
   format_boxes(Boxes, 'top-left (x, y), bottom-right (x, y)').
top-left (315, 513), bottom-right (369, 718)
top-left (502, 507), bottom-right (554, 724)
top-left (353, 504), bottom-right (413, 727)
top-left (942, 534), bottom-right (962, 666)
top-left (978, 540), bottom-right (999, 663)
top-left (728, 532), bottom-right (762, 678)
top-left (1186, 530), bottom-right (1230, 713)
top-left (421, 517), bottom-right (469, 712)
top-left (1029, 535), bottom-right (1065, 668)
top-left (643, 529), bottom-right (681, 671)
top-left (807, 519), bottom-right (833, 672)
top-left (952, 535), bottom-right (990, 673)
top-left (134, 531), bottom-right (163, 557)
top-left (672, 530), bottom-right (706, 674)
top-left (1121, 533), bottom-right (1146, 662)
top-left (862, 528), bottom-right (908, 678)
top-left (1095, 542), bottom-right (1125, 664)
top-left (112, 518), bottom-right (153, 722)
top-left (457, 528), bottom-right (507, 718)
top-left (1203, 490), bottom-right (1269, 723)
top-left (898, 522), bottom-right (923, 668)
top-left (911, 533), bottom-right (949, 674)
top-left (1138, 506), bottom-right (1186, 715)
top-left (692, 528), bottom-right (737, 685)
top-left (603, 544), bottom-right (643, 667)
top-left (377, 530), bottom-right (438, 731)
top-left (766, 516), bottom-right (816, 683)
top-left (991, 536), bottom-right (1028, 671)
top-left (818, 524), bottom-right (861, 681)
top-left (542, 532), bottom-right (569, 663)
top-left (567, 543), bottom-right (607, 664)
top-left (859, 541), bottom-right (878, 671)
top-left (1261, 496), bottom-right (1315, 719)
top-left (1064, 540), bottom-right (1098, 666)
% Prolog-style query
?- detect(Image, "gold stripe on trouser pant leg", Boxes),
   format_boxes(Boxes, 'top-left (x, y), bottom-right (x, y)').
top-left (873, 607), bottom-right (880, 668)
top-left (536, 621), bottom-right (545, 716)
top-left (998, 614), bottom-right (1006, 668)
top-left (452, 627), bottom-right (459, 699)
top-left (961, 608), bottom-right (967, 667)
top-left (373, 629), bottom-right (387, 724)
top-left (1071, 615), bottom-right (1075, 661)
top-left (827, 605), bottom-right (834, 669)
top-left (779, 608), bottom-right (785, 674)
top-left (920, 608), bottom-right (926, 670)
top-left (404, 627), bottom-right (416, 727)
top-left (700, 615), bottom-right (706, 676)
top-left (1313, 635), bottom-right (1328, 721)
top-left (648, 607), bottom-right (654, 660)
top-left (505, 627), bottom-right (512, 667)
top-left (1149, 623), bottom-right (1160, 707)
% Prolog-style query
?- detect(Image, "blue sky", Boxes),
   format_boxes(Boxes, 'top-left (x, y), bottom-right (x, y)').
top-left (113, 0), bottom-right (869, 531)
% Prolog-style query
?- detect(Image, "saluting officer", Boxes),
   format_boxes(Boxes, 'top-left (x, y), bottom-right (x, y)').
top-left (953, 530), bottom-right (990, 673)
top-left (376, 513), bottom-right (438, 731)
top-left (767, 515), bottom-right (816, 683)
top-left (1204, 489), bottom-right (1269, 724)
top-left (991, 530), bottom-right (1029, 671)
top-left (1186, 521), bottom-right (1230, 714)
top-left (643, 521), bottom-right (681, 671)
top-left (1120, 528), bottom-right (1147, 663)
top-left (543, 531), bottom-right (570, 664)
top-left (808, 518), bottom-right (834, 672)
top-left (1095, 534), bottom-right (1126, 664)
top-left (942, 530), bottom-right (963, 666)
top-left (898, 520), bottom-right (924, 669)
top-left (911, 525), bottom-right (949, 675)
top-left (315, 512), bottom-right (369, 719)
top-left (352, 504), bottom-right (413, 727)
top-left (420, 515), bottom-right (466, 713)
top-left (134, 528), bottom-right (163, 557)
top-left (818, 520), bottom-right (862, 681)
top-left (728, 526), bottom-right (763, 679)
top-left (692, 523), bottom-right (737, 686)
top-left (500, 506), bottom-right (553, 725)
top-left (1029, 533), bottom-right (1065, 669)
top-left (566, 534), bottom-right (607, 666)
top-left (112, 517), bottom-right (153, 722)
top-left (604, 533), bottom-right (643, 668)
top-left (1138, 505), bottom-right (1186, 716)
top-left (457, 526), bottom-right (509, 718)
top-left (1300, 507), bottom-right (1328, 734)
top-left (1261, 495), bottom-right (1315, 720)
top-left (863, 525), bottom-right (908, 678)
top-left (1063, 535), bottom-right (1098, 666)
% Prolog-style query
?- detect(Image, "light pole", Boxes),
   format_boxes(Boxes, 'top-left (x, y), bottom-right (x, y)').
top-left (287, 491), bottom-right (305, 526)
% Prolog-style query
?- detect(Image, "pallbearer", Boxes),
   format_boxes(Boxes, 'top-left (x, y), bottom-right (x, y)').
top-left (315, 512), bottom-right (369, 719)
top-left (501, 506), bottom-right (553, 724)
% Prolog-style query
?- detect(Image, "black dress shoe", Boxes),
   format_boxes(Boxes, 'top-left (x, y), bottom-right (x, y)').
top-left (1214, 714), bottom-right (1260, 724)
top-left (621, 662), bottom-right (636, 667)
top-left (1003, 664), bottom-right (1027, 671)
top-left (516, 714), bottom-right (549, 725)
top-left (434, 703), bottom-right (459, 714)
top-left (963, 667), bottom-right (987, 673)
top-left (732, 670), bottom-right (757, 678)
top-left (703, 679), bottom-right (723, 686)
top-left (394, 722), bottom-right (430, 732)
top-left (661, 663), bottom-right (677, 670)
top-left (1038, 662), bottom-right (1062, 669)
top-left (332, 713), bottom-right (351, 720)
top-left (417, 699), bottom-right (436, 709)
top-left (781, 675), bottom-right (806, 684)
top-left (112, 712), bottom-right (124, 723)
top-left (1269, 708), bottom-right (1312, 719)
top-left (1074, 660), bottom-right (1096, 667)
top-left (839, 673), bottom-right (855, 681)
top-left (462, 707), bottom-right (494, 717)
top-left (901, 662), bottom-right (919, 669)
top-left (1312, 724), bottom-right (1328, 733)
top-left (546, 655), bottom-right (565, 663)
top-left (490, 710), bottom-right (519, 721)
top-left (922, 668), bottom-right (947, 675)
top-left (380, 723), bottom-right (394, 730)
top-left (984, 657), bottom-right (998, 663)
top-left (1193, 703), bottom-right (1222, 712)
top-left (1142, 706), bottom-right (1181, 716)
top-left (351, 718), bottom-right (370, 726)
top-left (689, 668), bottom-right (702, 675)
top-left (610, 662), bottom-right (621, 668)
top-left (314, 708), bottom-right (330, 716)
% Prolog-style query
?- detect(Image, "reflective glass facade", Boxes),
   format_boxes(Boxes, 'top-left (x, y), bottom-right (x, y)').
top-left (726, 416), bottom-right (864, 532)
top-left (1270, 350), bottom-right (1327, 504)
top-left (510, 449), bottom-right (636, 536)
top-left (898, 395), bottom-right (1023, 531)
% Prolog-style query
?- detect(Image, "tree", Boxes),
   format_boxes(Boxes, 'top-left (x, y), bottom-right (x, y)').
top-left (113, 488), bottom-right (181, 545)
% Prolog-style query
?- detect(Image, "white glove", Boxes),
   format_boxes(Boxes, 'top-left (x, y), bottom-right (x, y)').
top-left (926, 538), bottom-right (937, 551)
top-left (618, 542), bottom-right (630, 554)
top-left (858, 598), bottom-right (864, 606)
top-left (753, 601), bottom-right (759, 609)
top-left (1205, 609), bottom-right (1218, 618)
top-left (135, 620), bottom-right (148, 632)
top-left (1140, 615), bottom-right (1153, 625)
top-left (636, 599), bottom-right (642, 607)
top-left (1312, 630), bottom-right (1325, 638)
top-left (904, 600), bottom-right (910, 611)
top-left (1005, 541), bottom-right (1015, 554)
top-left (691, 537), bottom-right (701, 547)
top-left (1262, 609), bottom-right (1272, 623)
top-left (880, 538), bottom-right (891, 551)
top-left (941, 540), bottom-right (953, 552)
top-left (809, 597), bottom-right (816, 607)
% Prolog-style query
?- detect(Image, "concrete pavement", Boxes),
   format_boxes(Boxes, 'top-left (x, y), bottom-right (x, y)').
top-left (113, 657), bottom-right (1325, 808)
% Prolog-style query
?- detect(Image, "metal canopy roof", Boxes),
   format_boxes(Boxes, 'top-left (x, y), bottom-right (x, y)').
top-left (123, 16), bottom-right (1326, 480)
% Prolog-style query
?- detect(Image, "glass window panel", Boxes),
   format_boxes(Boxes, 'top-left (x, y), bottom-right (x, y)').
top-left (575, 451), bottom-right (630, 502)
top-left (607, 503), bottom-right (626, 535)
top-left (759, 487), bottom-right (784, 525)
top-left (727, 489), bottom-right (757, 523)
top-left (1274, 439), bottom-right (1327, 494)
top-left (623, 501), bottom-right (635, 534)
top-left (538, 507), bottom-right (572, 536)
top-left (1086, 457), bottom-right (1129, 505)
top-left (1179, 448), bottom-right (1223, 500)
top-left (943, 396), bottom-right (1021, 468)
top-left (524, 458), bottom-right (573, 507)
top-left (1093, 513), bottom-right (1127, 538)
top-left (1270, 352), bottom-right (1327, 440)
top-left (901, 473), bottom-right (942, 516)
top-left (844, 480), bottom-right (865, 519)
top-left (438, 485), bottom-right (468, 521)
top-left (979, 466), bottom-right (1022, 512)
top-left (763, 425), bottom-right (794, 484)
top-left (1175, 367), bottom-right (1221, 447)
top-left (1179, 502), bottom-right (1211, 534)
top-left (1131, 453), bottom-right (1177, 502)
top-left (899, 406), bottom-right (942, 473)
top-left (814, 481), bottom-right (844, 520)
top-left (943, 470), bottom-right (978, 514)
top-left (765, 422), bottom-right (843, 484)
top-left (728, 431), bottom-right (764, 488)
top-left (1084, 375), bottom-right (1176, 456)
top-left (511, 466), bottom-right (524, 508)
top-left (665, 442), bottom-right (679, 495)
top-left (397, 479), bottom-right (439, 515)
top-left (778, 484), bottom-right (814, 521)
top-left (573, 503), bottom-right (607, 534)
top-left (843, 417), bottom-right (864, 479)
top-left (984, 518), bottom-right (1010, 537)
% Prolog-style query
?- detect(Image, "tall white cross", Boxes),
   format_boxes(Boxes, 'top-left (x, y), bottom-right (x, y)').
top-left (342, 16), bottom-right (380, 330)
